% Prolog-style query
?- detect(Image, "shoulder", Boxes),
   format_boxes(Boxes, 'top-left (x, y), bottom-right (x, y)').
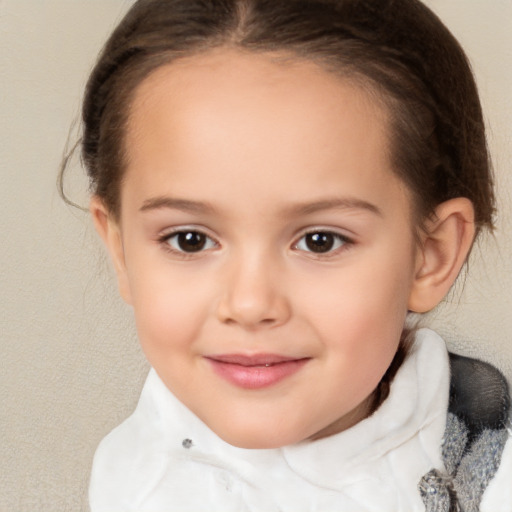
top-left (89, 411), bottom-right (157, 511)
top-left (448, 353), bottom-right (511, 510)
top-left (420, 352), bottom-right (511, 511)
top-left (480, 434), bottom-right (512, 511)
top-left (89, 371), bottom-right (171, 511)
top-left (448, 352), bottom-right (510, 436)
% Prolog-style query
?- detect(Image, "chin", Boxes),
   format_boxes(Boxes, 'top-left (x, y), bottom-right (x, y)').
top-left (214, 424), bottom-right (303, 450)
top-left (222, 435), bottom-right (292, 450)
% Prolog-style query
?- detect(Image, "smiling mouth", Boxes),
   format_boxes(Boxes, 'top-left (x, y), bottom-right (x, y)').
top-left (205, 354), bottom-right (310, 389)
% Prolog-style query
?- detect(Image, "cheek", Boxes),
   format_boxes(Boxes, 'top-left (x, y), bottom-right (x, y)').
top-left (299, 245), bottom-right (414, 356)
top-left (126, 260), bottom-right (211, 354)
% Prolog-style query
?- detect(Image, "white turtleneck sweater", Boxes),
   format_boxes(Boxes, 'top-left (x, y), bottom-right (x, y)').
top-left (89, 329), bottom-right (511, 511)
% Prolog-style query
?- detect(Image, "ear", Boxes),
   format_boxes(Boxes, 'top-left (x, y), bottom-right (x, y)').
top-left (408, 198), bottom-right (475, 313)
top-left (90, 196), bottom-right (132, 304)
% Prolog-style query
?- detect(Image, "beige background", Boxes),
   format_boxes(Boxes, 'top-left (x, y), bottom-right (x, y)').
top-left (1, 1), bottom-right (511, 510)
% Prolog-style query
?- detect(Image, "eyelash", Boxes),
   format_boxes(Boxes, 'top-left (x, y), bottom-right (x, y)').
top-left (158, 228), bottom-right (354, 257)
top-left (158, 228), bottom-right (218, 257)
top-left (293, 229), bottom-right (353, 257)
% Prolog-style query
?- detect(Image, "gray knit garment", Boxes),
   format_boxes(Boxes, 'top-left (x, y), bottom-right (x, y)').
top-left (419, 353), bottom-right (511, 512)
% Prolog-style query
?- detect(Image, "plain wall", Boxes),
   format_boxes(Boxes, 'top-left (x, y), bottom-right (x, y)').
top-left (1, 1), bottom-right (511, 510)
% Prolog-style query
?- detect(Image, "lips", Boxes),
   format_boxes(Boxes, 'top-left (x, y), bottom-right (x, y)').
top-left (205, 353), bottom-right (309, 389)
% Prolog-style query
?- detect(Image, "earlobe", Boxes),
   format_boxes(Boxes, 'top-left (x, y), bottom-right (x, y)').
top-left (90, 196), bottom-right (132, 304)
top-left (408, 198), bottom-right (475, 313)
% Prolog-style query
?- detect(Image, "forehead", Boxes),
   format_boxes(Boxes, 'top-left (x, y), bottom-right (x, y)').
top-left (127, 48), bottom-right (389, 154)
top-left (122, 49), bottom-right (409, 219)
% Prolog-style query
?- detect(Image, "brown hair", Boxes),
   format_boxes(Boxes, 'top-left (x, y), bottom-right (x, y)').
top-left (68, 0), bottom-right (494, 236)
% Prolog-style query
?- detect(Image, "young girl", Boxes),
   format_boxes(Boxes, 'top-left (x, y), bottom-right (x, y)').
top-left (68, 0), bottom-right (511, 510)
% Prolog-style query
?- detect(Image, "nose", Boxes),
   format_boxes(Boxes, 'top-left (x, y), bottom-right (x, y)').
top-left (216, 253), bottom-right (291, 329)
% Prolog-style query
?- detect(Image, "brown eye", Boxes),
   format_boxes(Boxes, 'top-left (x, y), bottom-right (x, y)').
top-left (166, 231), bottom-right (216, 253)
top-left (295, 231), bottom-right (349, 254)
top-left (306, 233), bottom-right (334, 253)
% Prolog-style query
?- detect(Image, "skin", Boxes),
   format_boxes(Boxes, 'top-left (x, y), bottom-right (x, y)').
top-left (93, 50), bottom-right (475, 449)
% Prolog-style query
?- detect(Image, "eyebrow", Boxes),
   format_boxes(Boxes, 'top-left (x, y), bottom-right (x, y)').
top-left (139, 195), bottom-right (382, 217)
top-left (282, 197), bottom-right (383, 217)
top-left (140, 196), bottom-right (215, 214)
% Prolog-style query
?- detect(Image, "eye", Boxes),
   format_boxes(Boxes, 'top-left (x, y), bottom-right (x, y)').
top-left (294, 231), bottom-right (349, 254)
top-left (164, 230), bottom-right (217, 253)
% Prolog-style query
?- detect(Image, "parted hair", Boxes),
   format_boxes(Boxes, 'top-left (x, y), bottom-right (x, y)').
top-left (74, 0), bottom-right (494, 237)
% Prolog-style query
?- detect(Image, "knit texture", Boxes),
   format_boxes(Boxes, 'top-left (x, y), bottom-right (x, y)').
top-left (419, 353), bottom-right (511, 512)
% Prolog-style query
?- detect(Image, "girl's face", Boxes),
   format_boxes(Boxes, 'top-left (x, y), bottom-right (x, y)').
top-left (107, 50), bottom-right (422, 448)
